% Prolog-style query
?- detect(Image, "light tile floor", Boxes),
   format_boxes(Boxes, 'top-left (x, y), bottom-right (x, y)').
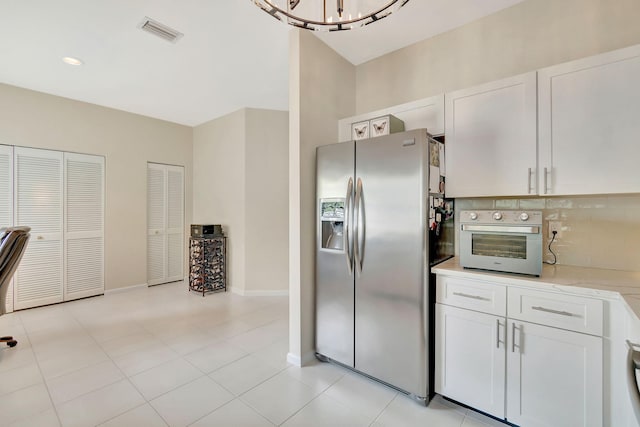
top-left (0, 281), bottom-right (506, 427)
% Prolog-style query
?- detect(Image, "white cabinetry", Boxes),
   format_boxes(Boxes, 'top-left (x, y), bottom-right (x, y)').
top-left (147, 163), bottom-right (184, 286)
top-left (435, 274), bottom-right (603, 426)
top-left (507, 319), bottom-right (602, 427)
top-left (538, 44), bottom-right (640, 195)
top-left (338, 94), bottom-right (445, 142)
top-left (444, 72), bottom-right (537, 197)
top-left (436, 303), bottom-right (506, 417)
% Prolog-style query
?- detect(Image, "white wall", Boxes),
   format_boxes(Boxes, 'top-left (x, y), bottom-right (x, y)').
top-left (193, 107), bottom-right (289, 295)
top-left (288, 30), bottom-right (356, 364)
top-left (0, 83), bottom-right (193, 291)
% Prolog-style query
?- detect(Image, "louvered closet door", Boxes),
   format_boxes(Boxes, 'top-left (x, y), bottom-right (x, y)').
top-left (147, 163), bottom-right (167, 286)
top-left (166, 165), bottom-right (184, 282)
top-left (14, 148), bottom-right (63, 310)
top-left (147, 163), bottom-right (184, 286)
top-left (0, 145), bottom-right (14, 313)
top-left (64, 153), bottom-right (104, 300)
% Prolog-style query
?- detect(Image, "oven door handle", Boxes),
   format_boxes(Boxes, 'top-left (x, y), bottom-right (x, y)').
top-left (461, 225), bottom-right (540, 234)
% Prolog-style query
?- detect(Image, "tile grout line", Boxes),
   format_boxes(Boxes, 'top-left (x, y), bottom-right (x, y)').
top-left (66, 296), bottom-right (180, 427)
top-left (21, 310), bottom-right (65, 427)
top-left (6, 284), bottom-right (289, 426)
top-left (60, 303), bottom-right (141, 425)
top-left (369, 391), bottom-right (399, 426)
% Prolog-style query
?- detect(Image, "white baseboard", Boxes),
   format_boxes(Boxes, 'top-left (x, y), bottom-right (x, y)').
top-left (286, 351), bottom-right (316, 367)
top-left (104, 283), bottom-right (148, 295)
top-left (231, 288), bottom-right (289, 297)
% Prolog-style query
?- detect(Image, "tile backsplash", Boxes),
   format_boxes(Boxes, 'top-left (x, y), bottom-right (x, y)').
top-left (455, 194), bottom-right (640, 272)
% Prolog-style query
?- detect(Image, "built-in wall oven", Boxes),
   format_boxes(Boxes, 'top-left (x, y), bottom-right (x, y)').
top-left (460, 210), bottom-right (542, 276)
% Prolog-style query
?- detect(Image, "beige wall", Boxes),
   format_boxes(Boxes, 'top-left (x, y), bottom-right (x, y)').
top-left (288, 30), bottom-right (356, 363)
top-left (245, 108), bottom-right (289, 293)
top-left (356, 0), bottom-right (640, 114)
top-left (193, 108), bottom-right (289, 295)
top-left (193, 109), bottom-right (246, 292)
top-left (0, 83), bottom-right (193, 290)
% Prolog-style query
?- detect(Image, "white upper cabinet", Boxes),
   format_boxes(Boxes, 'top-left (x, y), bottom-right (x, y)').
top-left (445, 72), bottom-right (537, 197)
top-left (538, 44), bottom-right (640, 195)
top-left (338, 94), bottom-right (445, 142)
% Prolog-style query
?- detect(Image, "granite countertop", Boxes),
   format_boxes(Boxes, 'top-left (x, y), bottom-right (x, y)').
top-left (432, 257), bottom-right (640, 321)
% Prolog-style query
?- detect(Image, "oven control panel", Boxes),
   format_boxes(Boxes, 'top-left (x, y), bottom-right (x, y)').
top-left (460, 210), bottom-right (542, 225)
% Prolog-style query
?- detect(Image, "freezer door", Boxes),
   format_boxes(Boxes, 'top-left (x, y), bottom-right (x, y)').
top-left (316, 141), bottom-right (355, 367)
top-left (354, 129), bottom-right (429, 397)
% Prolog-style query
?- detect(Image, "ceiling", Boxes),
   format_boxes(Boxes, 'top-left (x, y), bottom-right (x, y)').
top-left (0, 0), bottom-right (525, 127)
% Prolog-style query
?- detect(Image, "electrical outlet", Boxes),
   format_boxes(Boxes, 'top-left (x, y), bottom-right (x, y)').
top-left (548, 221), bottom-right (562, 239)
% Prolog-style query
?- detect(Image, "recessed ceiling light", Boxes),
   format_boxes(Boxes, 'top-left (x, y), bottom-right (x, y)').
top-left (62, 56), bottom-right (83, 66)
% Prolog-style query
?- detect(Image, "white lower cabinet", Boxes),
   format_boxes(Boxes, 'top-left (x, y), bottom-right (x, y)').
top-left (435, 304), bottom-right (506, 417)
top-left (506, 319), bottom-right (603, 427)
top-left (435, 275), bottom-right (604, 426)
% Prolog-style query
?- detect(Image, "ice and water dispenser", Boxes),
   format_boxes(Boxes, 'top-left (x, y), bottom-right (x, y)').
top-left (320, 199), bottom-right (345, 251)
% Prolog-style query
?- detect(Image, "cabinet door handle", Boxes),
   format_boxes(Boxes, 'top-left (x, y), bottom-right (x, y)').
top-left (544, 167), bottom-right (552, 194)
top-left (511, 323), bottom-right (517, 353)
top-left (531, 306), bottom-right (574, 317)
top-left (452, 292), bottom-right (489, 301)
top-left (496, 319), bottom-right (501, 349)
top-left (527, 168), bottom-right (534, 194)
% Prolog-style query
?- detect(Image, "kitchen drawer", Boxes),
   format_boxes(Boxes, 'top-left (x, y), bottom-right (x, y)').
top-left (436, 276), bottom-right (507, 316)
top-left (507, 287), bottom-right (603, 336)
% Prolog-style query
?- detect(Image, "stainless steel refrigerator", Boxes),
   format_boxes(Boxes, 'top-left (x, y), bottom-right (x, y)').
top-left (315, 128), bottom-right (453, 403)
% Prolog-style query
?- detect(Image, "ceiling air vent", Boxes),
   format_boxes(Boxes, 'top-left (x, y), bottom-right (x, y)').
top-left (138, 17), bottom-right (183, 43)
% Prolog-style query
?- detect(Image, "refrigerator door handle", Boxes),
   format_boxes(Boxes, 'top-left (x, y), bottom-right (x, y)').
top-left (354, 177), bottom-right (365, 273)
top-left (345, 177), bottom-right (354, 275)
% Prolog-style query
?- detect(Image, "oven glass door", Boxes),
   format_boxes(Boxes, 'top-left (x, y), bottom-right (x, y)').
top-left (471, 233), bottom-right (527, 259)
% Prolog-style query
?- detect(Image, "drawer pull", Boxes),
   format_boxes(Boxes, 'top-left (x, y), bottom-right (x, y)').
top-left (453, 292), bottom-right (489, 301)
top-left (531, 306), bottom-right (574, 317)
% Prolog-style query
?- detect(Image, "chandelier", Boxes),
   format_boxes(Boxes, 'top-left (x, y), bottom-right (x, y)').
top-left (252, 0), bottom-right (410, 32)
